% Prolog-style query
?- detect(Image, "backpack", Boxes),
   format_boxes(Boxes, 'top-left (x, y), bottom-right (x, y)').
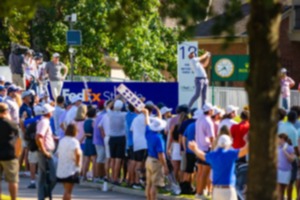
top-left (24, 121), bottom-right (39, 151)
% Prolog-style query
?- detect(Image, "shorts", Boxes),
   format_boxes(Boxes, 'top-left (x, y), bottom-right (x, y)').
top-left (0, 159), bottom-right (19, 183)
top-left (213, 187), bottom-right (237, 200)
top-left (109, 136), bottom-right (126, 159)
top-left (57, 172), bottom-right (80, 184)
top-left (171, 142), bottom-right (181, 161)
top-left (95, 145), bottom-right (106, 163)
top-left (290, 160), bottom-right (298, 183)
top-left (180, 152), bottom-right (187, 171)
top-left (127, 146), bottom-right (134, 160)
top-left (28, 151), bottom-right (38, 164)
top-left (197, 150), bottom-right (210, 166)
top-left (185, 153), bottom-right (196, 173)
top-left (83, 139), bottom-right (97, 156)
top-left (104, 136), bottom-right (110, 159)
top-left (146, 157), bottom-right (165, 187)
top-left (134, 149), bottom-right (148, 162)
top-left (277, 170), bottom-right (292, 185)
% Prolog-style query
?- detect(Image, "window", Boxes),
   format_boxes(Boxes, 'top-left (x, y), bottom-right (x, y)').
top-left (295, 6), bottom-right (300, 29)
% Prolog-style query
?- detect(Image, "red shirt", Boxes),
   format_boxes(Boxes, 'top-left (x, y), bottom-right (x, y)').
top-left (231, 120), bottom-right (249, 149)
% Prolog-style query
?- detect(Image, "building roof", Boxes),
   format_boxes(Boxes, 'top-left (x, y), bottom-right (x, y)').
top-left (194, 3), bottom-right (292, 38)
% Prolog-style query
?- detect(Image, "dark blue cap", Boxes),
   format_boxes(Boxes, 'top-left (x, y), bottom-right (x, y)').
top-left (176, 104), bottom-right (189, 114)
top-left (34, 52), bottom-right (43, 59)
top-left (0, 85), bottom-right (5, 91)
top-left (4, 82), bottom-right (12, 89)
top-left (7, 85), bottom-right (18, 94)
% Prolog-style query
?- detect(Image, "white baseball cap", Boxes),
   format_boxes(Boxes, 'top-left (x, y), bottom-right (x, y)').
top-left (202, 102), bottom-right (214, 112)
top-left (226, 105), bottom-right (239, 114)
top-left (193, 109), bottom-right (203, 119)
top-left (21, 90), bottom-right (32, 99)
top-left (149, 117), bottom-right (167, 132)
top-left (29, 89), bottom-right (36, 96)
top-left (114, 100), bottom-right (124, 110)
top-left (217, 135), bottom-right (233, 148)
top-left (160, 106), bottom-right (172, 115)
top-left (52, 53), bottom-right (60, 58)
top-left (70, 96), bottom-right (82, 104)
top-left (0, 76), bottom-right (5, 82)
top-left (213, 107), bottom-right (225, 116)
top-left (41, 104), bottom-right (55, 115)
top-left (34, 105), bottom-right (44, 116)
top-left (281, 68), bottom-right (287, 73)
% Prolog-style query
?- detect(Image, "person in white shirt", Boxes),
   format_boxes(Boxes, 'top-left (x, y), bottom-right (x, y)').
top-left (106, 99), bottom-right (127, 184)
top-left (188, 51), bottom-right (211, 108)
top-left (280, 68), bottom-right (295, 111)
top-left (218, 105), bottom-right (239, 134)
top-left (23, 50), bottom-right (38, 89)
top-left (131, 105), bottom-right (157, 189)
top-left (56, 123), bottom-right (82, 200)
top-left (64, 96), bottom-right (82, 125)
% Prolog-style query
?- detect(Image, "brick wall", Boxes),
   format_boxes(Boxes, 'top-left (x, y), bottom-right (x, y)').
top-left (279, 17), bottom-right (300, 87)
top-left (198, 16), bottom-right (300, 88)
top-left (200, 42), bottom-right (248, 55)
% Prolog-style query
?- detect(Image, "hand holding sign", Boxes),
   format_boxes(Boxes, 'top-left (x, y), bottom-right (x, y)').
top-left (117, 84), bottom-right (145, 111)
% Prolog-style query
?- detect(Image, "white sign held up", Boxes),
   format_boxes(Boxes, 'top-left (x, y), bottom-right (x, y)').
top-left (117, 84), bottom-right (145, 111)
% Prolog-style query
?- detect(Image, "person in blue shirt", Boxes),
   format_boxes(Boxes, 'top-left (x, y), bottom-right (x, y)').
top-left (189, 135), bottom-right (248, 200)
top-left (19, 90), bottom-right (33, 120)
top-left (125, 104), bottom-right (137, 186)
top-left (182, 122), bottom-right (196, 188)
top-left (180, 109), bottom-right (202, 194)
top-left (142, 108), bottom-right (168, 200)
top-left (19, 90), bottom-right (34, 182)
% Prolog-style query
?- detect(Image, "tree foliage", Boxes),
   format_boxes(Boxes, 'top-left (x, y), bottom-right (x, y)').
top-left (0, 0), bottom-right (181, 81)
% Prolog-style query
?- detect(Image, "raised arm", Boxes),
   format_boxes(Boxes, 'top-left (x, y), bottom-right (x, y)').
top-left (200, 52), bottom-right (211, 68)
top-left (153, 105), bottom-right (162, 119)
top-left (289, 77), bottom-right (295, 88)
top-left (188, 141), bottom-right (206, 161)
top-left (141, 108), bottom-right (150, 125)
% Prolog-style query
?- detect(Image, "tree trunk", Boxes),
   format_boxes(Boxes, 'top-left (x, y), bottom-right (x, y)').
top-left (246, 1), bottom-right (282, 200)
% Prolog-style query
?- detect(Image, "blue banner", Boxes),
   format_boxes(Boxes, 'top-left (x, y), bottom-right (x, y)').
top-left (59, 82), bottom-right (178, 111)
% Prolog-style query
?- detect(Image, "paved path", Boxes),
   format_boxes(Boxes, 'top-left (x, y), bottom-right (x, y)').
top-left (1, 177), bottom-right (144, 200)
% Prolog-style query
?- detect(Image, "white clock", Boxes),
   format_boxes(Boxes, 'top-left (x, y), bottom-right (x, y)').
top-left (215, 58), bottom-right (235, 78)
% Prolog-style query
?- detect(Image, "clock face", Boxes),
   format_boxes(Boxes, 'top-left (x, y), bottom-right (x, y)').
top-left (215, 58), bottom-right (235, 78)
